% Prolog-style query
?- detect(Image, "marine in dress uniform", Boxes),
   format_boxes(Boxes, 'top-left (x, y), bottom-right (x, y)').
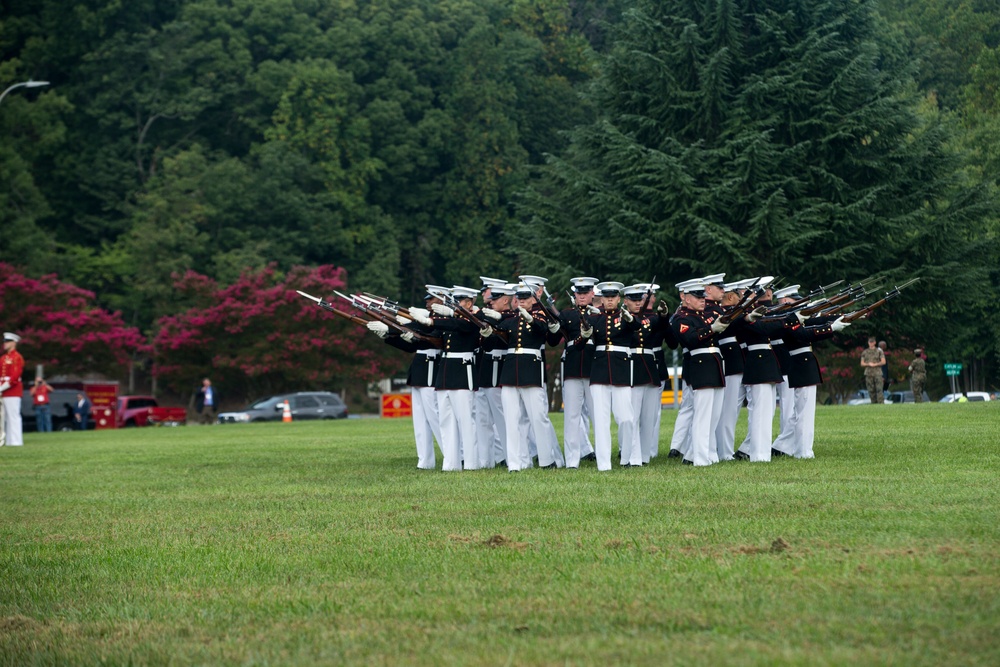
top-left (427, 286), bottom-right (482, 470)
top-left (647, 291), bottom-right (678, 460)
top-left (560, 276), bottom-right (600, 468)
top-left (581, 282), bottom-right (638, 471)
top-left (492, 283), bottom-right (563, 471)
top-left (701, 273), bottom-right (745, 461)
top-left (368, 287), bottom-right (446, 469)
top-left (768, 285), bottom-right (798, 452)
top-left (623, 283), bottom-right (667, 466)
top-left (670, 280), bottom-right (729, 466)
top-left (475, 277), bottom-right (511, 468)
top-left (0, 332), bottom-right (25, 447)
top-left (770, 296), bottom-right (851, 458)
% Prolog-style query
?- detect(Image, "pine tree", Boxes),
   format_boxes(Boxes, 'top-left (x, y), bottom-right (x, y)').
top-left (516, 0), bottom-right (997, 305)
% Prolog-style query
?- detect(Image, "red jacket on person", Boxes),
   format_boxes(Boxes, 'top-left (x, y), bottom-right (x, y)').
top-left (0, 349), bottom-right (24, 397)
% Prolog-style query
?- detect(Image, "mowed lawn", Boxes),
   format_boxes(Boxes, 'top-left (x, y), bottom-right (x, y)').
top-left (1, 403), bottom-right (998, 666)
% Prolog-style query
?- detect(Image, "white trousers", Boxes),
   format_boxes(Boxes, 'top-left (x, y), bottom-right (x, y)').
top-left (738, 383), bottom-right (776, 461)
top-left (774, 386), bottom-right (817, 459)
top-left (773, 376), bottom-right (795, 450)
top-left (714, 373), bottom-right (743, 461)
top-left (629, 384), bottom-right (661, 465)
top-left (651, 381), bottom-right (664, 458)
top-left (438, 390), bottom-right (477, 471)
top-left (1, 397), bottom-right (23, 446)
top-left (669, 381), bottom-right (694, 457)
top-left (411, 387), bottom-right (442, 469)
top-left (689, 387), bottom-right (724, 466)
top-left (502, 386), bottom-right (561, 471)
top-left (563, 378), bottom-right (594, 468)
top-left (591, 384), bottom-right (634, 471)
top-left (475, 388), bottom-right (506, 468)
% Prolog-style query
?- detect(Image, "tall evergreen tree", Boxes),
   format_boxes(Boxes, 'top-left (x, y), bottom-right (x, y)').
top-left (516, 0), bottom-right (997, 370)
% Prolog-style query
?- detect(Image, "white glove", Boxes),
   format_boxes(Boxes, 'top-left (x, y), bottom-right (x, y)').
top-left (396, 314), bottom-right (412, 326)
top-left (431, 304), bottom-right (455, 317)
top-left (408, 307), bottom-right (433, 326)
top-left (795, 310), bottom-right (808, 325)
top-left (366, 321), bottom-right (389, 339)
top-left (471, 305), bottom-right (480, 314)
top-left (0, 382), bottom-right (9, 394)
top-left (831, 316), bottom-right (851, 332)
top-left (547, 320), bottom-right (561, 334)
top-left (621, 308), bottom-right (634, 323)
top-left (401, 332), bottom-right (415, 343)
top-left (587, 306), bottom-right (601, 315)
top-left (746, 306), bottom-right (767, 323)
top-left (480, 325), bottom-right (494, 338)
top-left (518, 307), bottom-right (534, 323)
top-left (580, 325), bottom-right (593, 339)
top-left (481, 307), bottom-right (501, 321)
top-left (710, 318), bottom-right (729, 333)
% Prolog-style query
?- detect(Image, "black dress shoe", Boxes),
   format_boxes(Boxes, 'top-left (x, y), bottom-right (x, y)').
top-left (542, 463), bottom-right (557, 469)
top-left (496, 460), bottom-right (506, 468)
top-left (581, 452), bottom-right (597, 461)
top-left (682, 459), bottom-right (693, 466)
top-left (734, 451), bottom-right (750, 461)
top-left (667, 449), bottom-right (681, 458)
top-left (771, 448), bottom-right (788, 458)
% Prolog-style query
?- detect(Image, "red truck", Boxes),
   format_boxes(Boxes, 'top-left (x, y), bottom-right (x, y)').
top-left (116, 396), bottom-right (188, 427)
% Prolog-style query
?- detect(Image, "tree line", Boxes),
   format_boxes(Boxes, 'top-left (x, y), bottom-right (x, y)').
top-left (2, 0), bottom-right (998, 397)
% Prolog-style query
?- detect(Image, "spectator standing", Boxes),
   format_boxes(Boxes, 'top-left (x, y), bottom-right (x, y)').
top-left (31, 376), bottom-right (55, 432)
top-left (195, 378), bottom-right (218, 425)
top-left (878, 341), bottom-right (890, 393)
top-left (0, 332), bottom-right (25, 446)
top-left (860, 337), bottom-right (886, 404)
top-left (908, 349), bottom-right (927, 402)
top-left (73, 392), bottom-right (92, 430)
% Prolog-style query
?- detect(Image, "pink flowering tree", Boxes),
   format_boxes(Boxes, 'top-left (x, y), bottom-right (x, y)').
top-left (0, 263), bottom-right (145, 376)
top-left (152, 265), bottom-right (399, 402)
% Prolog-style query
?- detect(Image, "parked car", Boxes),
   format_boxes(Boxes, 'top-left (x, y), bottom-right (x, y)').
top-left (217, 392), bottom-right (348, 423)
top-left (117, 395), bottom-right (188, 427)
top-left (20, 388), bottom-right (95, 431)
top-left (846, 389), bottom-right (930, 404)
top-left (938, 392), bottom-right (992, 403)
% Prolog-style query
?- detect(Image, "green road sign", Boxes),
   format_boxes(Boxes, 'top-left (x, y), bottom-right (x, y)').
top-left (944, 362), bottom-right (963, 376)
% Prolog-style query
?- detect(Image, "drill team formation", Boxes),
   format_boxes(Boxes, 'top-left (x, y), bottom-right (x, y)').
top-left (299, 273), bottom-right (915, 471)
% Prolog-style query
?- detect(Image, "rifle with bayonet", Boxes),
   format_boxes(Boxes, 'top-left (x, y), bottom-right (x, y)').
top-left (334, 290), bottom-right (442, 346)
top-left (719, 276), bottom-right (765, 324)
top-left (639, 276), bottom-right (657, 313)
top-left (840, 278), bottom-right (920, 324)
top-left (358, 292), bottom-right (412, 319)
top-left (767, 279), bottom-right (846, 314)
top-left (297, 290), bottom-right (372, 326)
top-left (428, 289), bottom-right (492, 329)
top-left (797, 281), bottom-right (882, 318)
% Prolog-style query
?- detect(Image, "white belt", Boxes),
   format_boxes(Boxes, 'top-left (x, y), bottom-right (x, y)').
top-left (565, 339), bottom-right (594, 348)
top-left (689, 347), bottom-right (721, 356)
top-left (719, 337), bottom-right (738, 345)
top-left (595, 345), bottom-right (631, 353)
top-left (418, 350), bottom-right (440, 358)
top-left (489, 350), bottom-right (507, 359)
top-left (510, 348), bottom-right (543, 358)
top-left (631, 347), bottom-right (655, 355)
top-left (746, 344), bottom-right (772, 351)
top-left (771, 339), bottom-right (784, 345)
top-left (443, 352), bottom-right (475, 360)
top-left (740, 343), bottom-right (747, 349)
top-left (682, 347), bottom-right (689, 355)
top-left (789, 346), bottom-right (813, 356)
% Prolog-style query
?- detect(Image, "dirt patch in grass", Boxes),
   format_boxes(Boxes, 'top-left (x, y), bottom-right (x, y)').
top-left (484, 534), bottom-right (528, 551)
top-left (0, 615), bottom-right (43, 633)
top-left (770, 538), bottom-right (790, 553)
top-left (734, 545), bottom-right (766, 555)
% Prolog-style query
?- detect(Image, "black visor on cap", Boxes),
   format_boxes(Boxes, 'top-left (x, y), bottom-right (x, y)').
top-left (687, 290), bottom-right (706, 298)
top-left (600, 289), bottom-right (620, 297)
top-left (625, 293), bottom-right (645, 301)
top-left (572, 285), bottom-right (594, 293)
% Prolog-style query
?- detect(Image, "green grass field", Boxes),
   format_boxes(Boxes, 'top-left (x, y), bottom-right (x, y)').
top-left (1, 403), bottom-right (998, 666)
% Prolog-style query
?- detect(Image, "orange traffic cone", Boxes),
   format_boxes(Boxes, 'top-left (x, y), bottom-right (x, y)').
top-left (282, 400), bottom-right (292, 423)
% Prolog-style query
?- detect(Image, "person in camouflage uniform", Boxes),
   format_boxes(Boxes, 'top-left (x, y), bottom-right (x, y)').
top-left (908, 349), bottom-right (927, 402)
top-left (860, 337), bottom-right (886, 404)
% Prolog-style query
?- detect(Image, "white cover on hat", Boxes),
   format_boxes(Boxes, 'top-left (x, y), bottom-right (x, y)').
top-left (513, 282), bottom-right (535, 296)
top-left (596, 281), bottom-right (624, 295)
top-left (772, 284), bottom-right (801, 299)
top-left (451, 286), bottom-right (479, 299)
top-left (480, 276), bottom-right (507, 288)
top-left (489, 284), bottom-right (515, 296)
top-left (675, 279), bottom-right (706, 293)
top-left (3, 332), bottom-right (21, 343)
top-left (518, 274), bottom-right (548, 286)
top-left (700, 273), bottom-right (726, 286)
top-left (570, 276), bottom-right (599, 290)
top-left (624, 283), bottom-right (660, 297)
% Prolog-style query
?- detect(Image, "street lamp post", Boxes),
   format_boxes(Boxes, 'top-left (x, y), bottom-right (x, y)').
top-left (0, 80), bottom-right (50, 106)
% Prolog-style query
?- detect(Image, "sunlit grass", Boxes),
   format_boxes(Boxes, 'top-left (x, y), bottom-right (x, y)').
top-left (1, 403), bottom-right (998, 666)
